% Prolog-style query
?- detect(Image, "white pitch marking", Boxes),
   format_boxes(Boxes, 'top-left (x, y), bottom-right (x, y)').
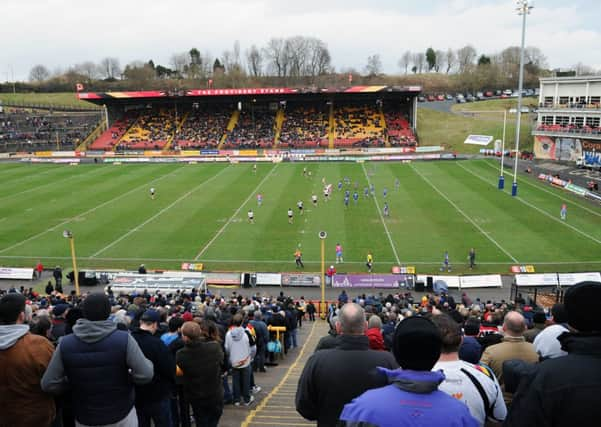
top-left (91, 166), bottom-right (231, 257)
top-left (362, 163), bottom-right (401, 265)
top-left (411, 163), bottom-right (519, 263)
top-left (0, 165), bottom-right (187, 254)
top-left (458, 162), bottom-right (601, 247)
top-left (194, 164), bottom-right (279, 260)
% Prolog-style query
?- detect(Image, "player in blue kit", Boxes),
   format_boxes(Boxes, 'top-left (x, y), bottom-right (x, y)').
top-left (352, 191), bottom-right (359, 205)
top-left (383, 202), bottom-right (389, 217)
top-left (383, 187), bottom-right (388, 198)
top-left (364, 186), bottom-right (369, 198)
top-left (338, 180), bottom-right (343, 191)
top-left (344, 195), bottom-right (350, 207)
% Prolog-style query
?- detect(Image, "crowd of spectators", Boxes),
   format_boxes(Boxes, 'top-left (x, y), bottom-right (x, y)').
top-left (334, 105), bottom-right (385, 147)
top-left (117, 109), bottom-right (178, 151)
top-left (279, 106), bottom-right (329, 148)
top-left (174, 106), bottom-right (231, 149)
top-left (223, 109), bottom-right (276, 149)
top-left (0, 109), bottom-right (99, 152)
top-left (0, 285), bottom-right (312, 427)
top-left (3, 279), bottom-right (598, 427)
top-left (89, 113), bottom-right (138, 151)
top-left (383, 107), bottom-right (417, 147)
top-left (536, 123), bottom-right (601, 135)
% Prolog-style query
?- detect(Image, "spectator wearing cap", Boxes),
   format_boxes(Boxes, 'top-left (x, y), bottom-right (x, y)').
top-left (533, 303), bottom-right (569, 359)
top-left (296, 303), bottom-right (398, 426)
top-left (177, 320), bottom-right (224, 427)
top-left (432, 314), bottom-right (507, 426)
top-left (459, 317), bottom-right (483, 364)
top-left (0, 293), bottom-right (56, 427)
top-left (337, 316), bottom-right (478, 427)
top-left (42, 293), bottom-right (154, 427)
top-left (505, 282), bottom-right (601, 426)
top-left (131, 309), bottom-right (176, 427)
top-left (479, 311), bottom-right (538, 404)
top-left (50, 303), bottom-right (69, 342)
top-left (523, 310), bottom-right (546, 343)
top-left (314, 313), bottom-right (339, 351)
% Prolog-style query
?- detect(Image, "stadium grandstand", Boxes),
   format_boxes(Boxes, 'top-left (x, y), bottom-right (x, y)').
top-left (77, 86), bottom-right (420, 152)
top-left (0, 108), bottom-right (101, 152)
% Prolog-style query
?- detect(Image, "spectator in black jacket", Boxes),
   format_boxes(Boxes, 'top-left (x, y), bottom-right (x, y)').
top-left (505, 282), bottom-right (601, 426)
top-left (296, 303), bottom-right (398, 427)
top-left (250, 310), bottom-right (269, 372)
top-left (177, 320), bottom-right (224, 427)
top-left (132, 309), bottom-right (176, 427)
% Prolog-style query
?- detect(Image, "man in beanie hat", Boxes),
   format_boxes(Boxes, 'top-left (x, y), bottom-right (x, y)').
top-left (42, 293), bottom-right (154, 427)
top-left (131, 309), bottom-right (176, 427)
top-left (505, 281), bottom-right (601, 427)
top-left (338, 316), bottom-right (478, 427)
top-left (296, 303), bottom-right (398, 426)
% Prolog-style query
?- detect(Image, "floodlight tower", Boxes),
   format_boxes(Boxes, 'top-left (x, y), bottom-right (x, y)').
top-left (512, 0), bottom-right (533, 196)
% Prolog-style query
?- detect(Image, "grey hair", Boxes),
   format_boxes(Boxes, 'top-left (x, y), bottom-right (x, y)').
top-left (338, 303), bottom-right (366, 335)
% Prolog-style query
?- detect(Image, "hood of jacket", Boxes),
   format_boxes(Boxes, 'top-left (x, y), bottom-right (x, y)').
top-left (559, 331), bottom-right (601, 355)
top-left (228, 326), bottom-right (245, 341)
top-left (377, 367), bottom-right (445, 394)
top-left (0, 324), bottom-right (29, 350)
top-left (72, 318), bottom-right (117, 343)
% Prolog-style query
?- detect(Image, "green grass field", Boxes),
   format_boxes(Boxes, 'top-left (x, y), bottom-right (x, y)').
top-left (1, 160), bottom-right (600, 275)
top-left (0, 92), bottom-right (99, 109)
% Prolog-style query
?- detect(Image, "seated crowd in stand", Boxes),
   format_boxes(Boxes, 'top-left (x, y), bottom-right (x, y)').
top-left (0, 109), bottom-right (99, 151)
top-left (117, 108), bottom-right (179, 151)
top-left (223, 108), bottom-right (275, 149)
top-left (89, 113), bottom-right (138, 150)
top-left (536, 123), bottom-right (601, 135)
top-left (2, 280), bottom-right (600, 427)
top-left (173, 106), bottom-right (231, 149)
top-left (279, 106), bottom-right (329, 148)
top-left (384, 107), bottom-right (417, 146)
top-left (334, 105), bottom-right (385, 147)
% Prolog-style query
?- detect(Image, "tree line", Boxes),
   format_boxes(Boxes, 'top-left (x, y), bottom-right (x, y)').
top-left (5, 37), bottom-right (600, 95)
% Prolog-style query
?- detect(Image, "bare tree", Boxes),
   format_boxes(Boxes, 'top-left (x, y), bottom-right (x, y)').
top-left (246, 45), bottom-right (263, 77)
top-left (75, 61), bottom-right (99, 82)
top-left (456, 45), bottom-right (477, 72)
top-left (306, 37), bottom-right (331, 77)
top-left (365, 54), bottom-right (383, 76)
top-left (398, 50), bottom-right (412, 74)
top-left (445, 48), bottom-right (456, 73)
top-left (434, 50), bottom-right (446, 73)
top-left (412, 52), bottom-right (426, 73)
top-left (170, 53), bottom-right (188, 78)
top-left (573, 62), bottom-right (596, 76)
top-left (263, 37), bottom-right (287, 77)
top-left (29, 64), bottom-right (50, 82)
top-left (99, 57), bottom-right (120, 79)
top-left (524, 46), bottom-right (548, 69)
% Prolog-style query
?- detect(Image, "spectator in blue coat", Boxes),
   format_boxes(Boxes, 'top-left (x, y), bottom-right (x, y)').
top-left (338, 316), bottom-right (478, 427)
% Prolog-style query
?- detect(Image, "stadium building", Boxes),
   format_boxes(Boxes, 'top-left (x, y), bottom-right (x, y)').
top-left (78, 85), bottom-right (421, 152)
top-left (533, 75), bottom-right (601, 165)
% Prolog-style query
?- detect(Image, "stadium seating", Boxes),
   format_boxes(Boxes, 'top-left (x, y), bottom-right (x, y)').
top-left (223, 108), bottom-right (276, 148)
top-left (0, 109), bottom-right (99, 152)
top-left (279, 106), bottom-right (328, 148)
top-left (334, 105), bottom-right (385, 147)
top-left (117, 108), bottom-right (179, 150)
top-left (536, 124), bottom-right (601, 135)
top-left (88, 113), bottom-right (137, 151)
top-left (384, 107), bottom-right (417, 146)
top-left (174, 106), bottom-right (230, 149)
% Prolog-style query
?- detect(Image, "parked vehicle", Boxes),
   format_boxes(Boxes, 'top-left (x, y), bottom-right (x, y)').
top-left (465, 94), bottom-right (475, 102)
top-left (427, 95), bottom-right (435, 102)
top-left (456, 97), bottom-right (466, 103)
top-left (495, 90), bottom-right (503, 96)
top-left (445, 94), bottom-right (453, 100)
top-left (503, 89), bottom-right (513, 95)
top-left (436, 94), bottom-right (445, 101)
top-left (418, 96), bottom-right (426, 102)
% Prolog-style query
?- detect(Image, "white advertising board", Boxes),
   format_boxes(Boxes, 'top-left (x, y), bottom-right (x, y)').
top-left (0, 267), bottom-right (34, 280)
top-left (515, 273), bottom-right (559, 287)
top-left (460, 275), bottom-right (503, 289)
top-left (557, 272), bottom-right (601, 286)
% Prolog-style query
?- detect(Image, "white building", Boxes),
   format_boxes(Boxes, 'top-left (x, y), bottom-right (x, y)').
top-left (533, 75), bottom-right (601, 164)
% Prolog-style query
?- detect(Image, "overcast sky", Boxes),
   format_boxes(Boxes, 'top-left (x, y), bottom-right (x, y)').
top-left (3, 0), bottom-right (600, 81)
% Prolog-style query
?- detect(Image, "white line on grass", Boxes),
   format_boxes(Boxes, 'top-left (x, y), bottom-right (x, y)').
top-left (457, 162), bottom-right (601, 247)
top-left (194, 164), bottom-right (279, 261)
top-left (3, 254), bottom-right (601, 265)
top-left (361, 163), bottom-right (401, 265)
top-left (480, 159), bottom-right (601, 218)
top-left (410, 163), bottom-right (519, 263)
top-left (91, 166), bottom-right (231, 257)
top-left (0, 166), bottom-right (109, 202)
top-left (0, 165), bottom-right (186, 255)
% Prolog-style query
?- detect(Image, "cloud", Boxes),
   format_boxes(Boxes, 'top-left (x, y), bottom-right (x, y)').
top-left (2, 0), bottom-right (599, 80)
